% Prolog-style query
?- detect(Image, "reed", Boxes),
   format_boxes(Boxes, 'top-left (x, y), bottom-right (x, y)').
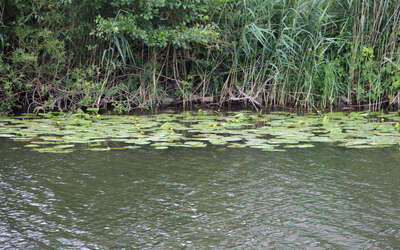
top-left (0, 0), bottom-right (399, 114)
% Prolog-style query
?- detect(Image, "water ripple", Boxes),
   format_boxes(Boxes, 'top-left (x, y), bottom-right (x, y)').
top-left (0, 141), bottom-right (399, 248)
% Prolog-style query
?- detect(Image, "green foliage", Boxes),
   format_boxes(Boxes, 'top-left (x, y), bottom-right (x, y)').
top-left (0, 0), bottom-right (399, 114)
top-left (95, 0), bottom-right (220, 48)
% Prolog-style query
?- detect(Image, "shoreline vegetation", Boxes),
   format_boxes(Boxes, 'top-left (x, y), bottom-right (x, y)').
top-left (1, 0), bottom-right (400, 115)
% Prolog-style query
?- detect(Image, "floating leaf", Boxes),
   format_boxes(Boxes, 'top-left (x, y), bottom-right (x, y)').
top-left (1, 111), bottom-right (400, 153)
top-left (183, 141), bottom-right (207, 148)
top-left (0, 134), bottom-right (15, 138)
top-left (53, 144), bottom-right (75, 149)
top-left (86, 147), bottom-right (111, 151)
top-left (284, 144), bottom-right (315, 148)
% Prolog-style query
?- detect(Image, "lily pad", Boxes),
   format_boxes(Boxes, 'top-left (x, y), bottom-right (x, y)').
top-left (182, 141), bottom-right (207, 148)
top-left (53, 144), bottom-right (75, 149)
top-left (0, 134), bottom-right (15, 138)
top-left (284, 144), bottom-right (315, 148)
top-left (86, 147), bottom-right (111, 151)
top-left (1, 111), bottom-right (400, 153)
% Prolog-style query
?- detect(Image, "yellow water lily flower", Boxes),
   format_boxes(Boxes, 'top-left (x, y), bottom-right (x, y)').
top-left (381, 118), bottom-right (385, 122)
top-left (212, 124), bottom-right (217, 128)
top-left (73, 118), bottom-right (78, 122)
top-left (395, 122), bottom-right (399, 129)
top-left (297, 120), bottom-right (304, 125)
top-left (56, 121), bottom-right (61, 125)
top-left (96, 114), bottom-right (101, 118)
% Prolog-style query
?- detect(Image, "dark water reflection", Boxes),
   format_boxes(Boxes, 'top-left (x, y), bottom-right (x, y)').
top-left (1, 140), bottom-right (400, 248)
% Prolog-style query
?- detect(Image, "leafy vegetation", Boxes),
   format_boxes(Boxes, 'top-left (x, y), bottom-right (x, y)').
top-left (0, 0), bottom-right (399, 115)
top-left (2, 110), bottom-right (400, 153)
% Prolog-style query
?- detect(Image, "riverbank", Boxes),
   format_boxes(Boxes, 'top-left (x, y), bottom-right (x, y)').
top-left (1, 1), bottom-right (399, 115)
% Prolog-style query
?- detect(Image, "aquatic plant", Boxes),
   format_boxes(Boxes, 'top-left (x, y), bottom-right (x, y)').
top-left (1, 111), bottom-right (400, 153)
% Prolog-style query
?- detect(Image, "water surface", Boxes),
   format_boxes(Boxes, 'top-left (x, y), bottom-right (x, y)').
top-left (1, 139), bottom-right (400, 248)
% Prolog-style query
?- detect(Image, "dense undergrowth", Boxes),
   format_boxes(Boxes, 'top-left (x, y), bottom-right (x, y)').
top-left (0, 0), bottom-right (399, 115)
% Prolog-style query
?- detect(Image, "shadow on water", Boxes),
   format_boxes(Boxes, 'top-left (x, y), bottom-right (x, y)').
top-left (1, 139), bottom-right (400, 248)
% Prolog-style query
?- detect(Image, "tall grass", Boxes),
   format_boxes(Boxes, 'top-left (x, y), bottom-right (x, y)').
top-left (1, 0), bottom-right (399, 114)
top-left (212, 0), bottom-right (344, 110)
top-left (209, 0), bottom-right (400, 111)
top-left (346, 0), bottom-right (400, 111)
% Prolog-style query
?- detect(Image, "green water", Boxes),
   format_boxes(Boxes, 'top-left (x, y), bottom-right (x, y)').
top-left (1, 139), bottom-right (400, 249)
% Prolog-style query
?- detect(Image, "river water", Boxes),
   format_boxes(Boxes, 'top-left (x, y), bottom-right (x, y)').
top-left (1, 139), bottom-right (400, 249)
